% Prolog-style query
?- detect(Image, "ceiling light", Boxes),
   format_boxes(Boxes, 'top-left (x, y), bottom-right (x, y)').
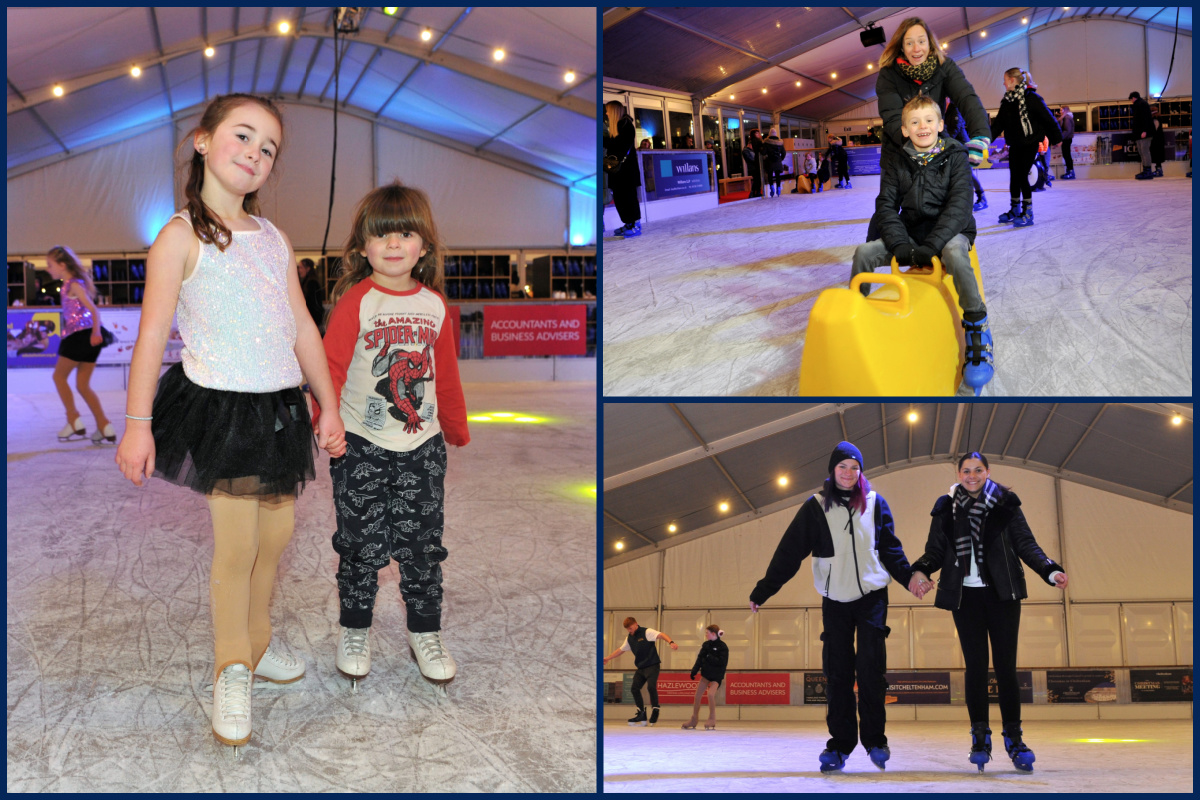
top-left (867, 63), bottom-right (873, 69)
top-left (941, 42), bottom-right (948, 49)
top-left (278, 21), bottom-right (290, 34)
top-left (831, 72), bottom-right (837, 78)
top-left (730, 94), bottom-right (735, 99)
top-left (778, 476), bottom-right (788, 487)
top-left (421, 28), bottom-right (432, 42)
top-left (130, 66), bottom-right (142, 77)
top-left (719, 502), bottom-right (730, 513)
top-left (761, 88), bottom-right (767, 94)
top-left (1022, 17), bottom-right (1028, 24)
top-left (980, 30), bottom-right (986, 37)
top-left (615, 540), bottom-right (625, 551)
top-left (204, 46), bottom-right (215, 57)
top-left (776, 21), bottom-right (781, 28)
top-left (668, 523), bottom-right (677, 533)
top-left (1171, 414), bottom-right (1183, 426)
top-left (493, 48), bottom-right (505, 61)
top-left (52, 85), bottom-right (64, 97)
top-left (908, 410), bottom-right (919, 422)
top-left (384, 6), bottom-right (398, 14)
top-left (795, 81), bottom-right (801, 87)
top-left (564, 70), bottom-right (576, 83)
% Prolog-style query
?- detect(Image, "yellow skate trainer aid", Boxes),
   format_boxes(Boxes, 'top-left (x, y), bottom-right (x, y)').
top-left (798, 247), bottom-right (986, 396)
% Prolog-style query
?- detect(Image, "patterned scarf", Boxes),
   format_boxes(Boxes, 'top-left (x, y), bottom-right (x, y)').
top-left (907, 137), bottom-right (945, 166)
top-left (953, 479), bottom-right (1000, 583)
top-left (896, 55), bottom-right (938, 85)
top-left (1003, 76), bottom-right (1034, 138)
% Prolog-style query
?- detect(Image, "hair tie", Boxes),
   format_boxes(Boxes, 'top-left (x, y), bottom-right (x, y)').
top-left (717, 629), bottom-right (725, 638)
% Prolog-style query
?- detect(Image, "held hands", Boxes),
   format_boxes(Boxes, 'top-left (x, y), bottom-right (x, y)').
top-left (908, 571), bottom-right (934, 599)
top-left (115, 425), bottom-right (156, 487)
top-left (317, 410), bottom-right (347, 458)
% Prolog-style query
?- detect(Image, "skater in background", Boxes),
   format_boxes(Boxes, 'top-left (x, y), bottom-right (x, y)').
top-left (990, 68), bottom-right (1061, 226)
top-left (743, 128), bottom-right (764, 198)
top-left (908, 452), bottom-right (1068, 773)
top-left (46, 245), bottom-right (115, 444)
top-left (115, 93), bottom-right (346, 749)
top-left (604, 100), bottom-right (642, 238)
top-left (682, 625), bottom-right (728, 730)
top-left (1129, 91), bottom-right (1155, 180)
top-left (945, 98), bottom-right (988, 210)
top-left (762, 127), bottom-right (787, 198)
top-left (1057, 106), bottom-right (1076, 179)
top-left (803, 150), bottom-right (819, 193)
top-left (602, 617), bottom-right (679, 726)
top-left (1150, 106), bottom-right (1167, 177)
top-left (750, 442), bottom-right (918, 772)
top-left (827, 137), bottom-right (851, 188)
top-left (319, 181), bottom-right (470, 692)
top-left (297, 257), bottom-right (325, 331)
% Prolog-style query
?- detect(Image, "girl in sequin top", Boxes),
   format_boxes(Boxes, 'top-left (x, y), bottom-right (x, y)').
top-left (316, 182), bottom-right (469, 690)
top-left (115, 93), bottom-right (347, 750)
top-left (46, 245), bottom-right (115, 444)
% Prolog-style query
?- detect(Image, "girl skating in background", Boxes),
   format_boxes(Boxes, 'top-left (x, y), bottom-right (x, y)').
top-left (682, 625), bottom-right (729, 731)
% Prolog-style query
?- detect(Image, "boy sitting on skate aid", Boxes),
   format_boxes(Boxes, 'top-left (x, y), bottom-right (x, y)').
top-left (850, 94), bottom-right (994, 392)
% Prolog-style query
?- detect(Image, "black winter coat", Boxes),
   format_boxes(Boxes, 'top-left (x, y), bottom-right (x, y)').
top-left (1130, 97), bottom-right (1154, 138)
top-left (944, 102), bottom-right (969, 145)
top-left (1151, 117), bottom-right (1166, 163)
top-left (749, 493), bottom-right (913, 607)
top-left (603, 115), bottom-right (641, 188)
top-left (876, 57), bottom-right (990, 172)
top-left (991, 88), bottom-right (1062, 149)
top-left (910, 487), bottom-right (1063, 611)
top-left (761, 136), bottom-right (786, 171)
top-left (874, 137), bottom-right (977, 254)
top-left (690, 638), bottom-right (730, 683)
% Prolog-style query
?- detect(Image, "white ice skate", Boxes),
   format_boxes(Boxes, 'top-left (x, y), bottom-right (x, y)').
top-left (90, 423), bottom-right (117, 445)
top-left (57, 418), bottom-right (86, 442)
top-left (408, 630), bottom-right (456, 695)
top-left (212, 662), bottom-right (253, 753)
top-left (253, 643), bottom-right (305, 684)
top-left (336, 626), bottom-right (371, 691)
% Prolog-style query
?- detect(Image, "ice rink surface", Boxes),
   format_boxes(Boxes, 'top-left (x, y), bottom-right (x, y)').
top-left (7, 381), bottom-right (596, 792)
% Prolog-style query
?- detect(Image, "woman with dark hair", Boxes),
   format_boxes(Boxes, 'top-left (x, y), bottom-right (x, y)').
top-left (604, 100), bottom-right (642, 237)
top-left (682, 624), bottom-right (729, 730)
top-left (750, 441), bottom-right (917, 773)
top-left (909, 452), bottom-right (1068, 773)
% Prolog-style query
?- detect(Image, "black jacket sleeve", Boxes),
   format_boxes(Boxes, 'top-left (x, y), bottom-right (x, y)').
top-left (690, 648), bottom-right (703, 678)
top-left (876, 68), bottom-right (909, 153)
top-left (922, 147), bottom-right (975, 253)
top-left (749, 498), bottom-right (818, 606)
top-left (911, 495), bottom-right (952, 577)
top-left (1004, 502), bottom-right (1063, 584)
top-left (1028, 91), bottom-right (1063, 146)
top-left (990, 101), bottom-right (1009, 142)
top-left (1131, 99), bottom-right (1154, 137)
top-left (874, 495), bottom-right (914, 585)
top-left (875, 163), bottom-right (912, 252)
top-left (941, 59), bottom-right (990, 141)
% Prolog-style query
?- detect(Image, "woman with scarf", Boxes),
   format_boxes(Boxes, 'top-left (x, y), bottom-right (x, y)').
top-left (750, 442), bottom-right (917, 773)
top-left (908, 452), bottom-right (1068, 773)
top-left (990, 69), bottom-right (1062, 227)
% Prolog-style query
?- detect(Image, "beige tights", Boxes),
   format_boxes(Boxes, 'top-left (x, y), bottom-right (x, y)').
top-left (207, 492), bottom-right (295, 680)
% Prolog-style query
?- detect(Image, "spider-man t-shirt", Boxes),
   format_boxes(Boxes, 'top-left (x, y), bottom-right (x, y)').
top-left (321, 278), bottom-right (469, 452)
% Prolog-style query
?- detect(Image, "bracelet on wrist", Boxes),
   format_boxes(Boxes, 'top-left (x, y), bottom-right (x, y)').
top-left (125, 414), bottom-right (153, 421)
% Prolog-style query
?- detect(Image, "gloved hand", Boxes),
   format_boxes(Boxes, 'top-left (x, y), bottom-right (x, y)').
top-left (966, 136), bottom-right (991, 165)
top-left (892, 243), bottom-right (914, 266)
top-left (911, 244), bottom-right (938, 266)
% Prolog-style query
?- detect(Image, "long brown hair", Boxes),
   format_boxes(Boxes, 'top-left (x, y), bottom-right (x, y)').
top-left (178, 93), bottom-right (284, 251)
top-left (879, 17), bottom-right (945, 69)
top-left (331, 181), bottom-right (445, 303)
top-left (47, 245), bottom-right (95, 300)
top-left (605, 100), bottom-right (626, 138)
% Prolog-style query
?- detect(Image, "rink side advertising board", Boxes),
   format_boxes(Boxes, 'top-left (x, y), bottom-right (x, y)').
top-left (845, 145), bottom-right (882, 176)
top-left (803, 671), bottom-right (951, 704)
top-left (1046, 669), bottom-right (1118, 703)
top-left (724, 673), bottom-right (790, 705)
top-left (6, 308), bottom-right (182, 367)
top-left (1130, 668), bottom-right (1193, 702)
top-left (987, 670), bottom-right (1034, 704)
top-left (643, 152), bottom-right (712, 201)
top-left (482, 304), bottom-right (586, 357)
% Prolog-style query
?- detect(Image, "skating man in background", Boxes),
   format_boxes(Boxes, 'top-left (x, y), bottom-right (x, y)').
top-left (602, 617), bottom-right (678, 726)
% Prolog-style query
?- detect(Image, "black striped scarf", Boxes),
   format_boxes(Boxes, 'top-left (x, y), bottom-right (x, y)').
top-left (953, 478), bottom-right (1000, 582)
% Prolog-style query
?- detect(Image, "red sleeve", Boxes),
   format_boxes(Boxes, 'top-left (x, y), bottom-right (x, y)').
top-left (311, 282), bottom-right (363, 426)
top-left (433, 293), bottom-right (470, 447)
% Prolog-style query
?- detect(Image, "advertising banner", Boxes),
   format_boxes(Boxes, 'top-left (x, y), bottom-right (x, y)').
top-left (988, 670), bottom-right (1034, 704)
top-left (1046, 669), bottom-right (1118, 703)
top-left (482, 305), bottom-right (586, 357)
top-left (846, 145), bottom-right (882, 176)
top-left (804, 672), bottom-right (828, 704)
top-left (647, 152), bottom-right (712, 200)
top-left (1130, 668), bottom-right (1193, 702)
top-left (616, 672), bottom-right (704, 705)
top-left (725, 673), bottom-right (791, 705)
top-left (7, 309), bottom-right (61, 367)
top-left (885, 671), bottom-right (952, 704)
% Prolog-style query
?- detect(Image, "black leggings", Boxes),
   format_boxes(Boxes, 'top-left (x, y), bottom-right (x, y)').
top-left (952, 586), bottom-right (1023, 725)
top-left (1061, 137), bottom-right (1074, 171)
top-left (1008, 142), bottom-right (1039, 201)
top-left (611, 180), bottom-right (641, 225)
top-left (630, 663), bottom-right (660, 708)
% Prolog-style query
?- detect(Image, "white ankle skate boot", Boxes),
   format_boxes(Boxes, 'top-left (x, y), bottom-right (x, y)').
top-left (57, 418), bottom-right (86, 442)
top-left (336, 627), bottom-right (371, 686)
top-left (253, 643), bottom-right (305, 684)
top-left (408, 630), bottom-right (457, 682)
top-left (212, 662), bottom-right (253, 746)
top-left (90, 423), bottom-right (116, 444)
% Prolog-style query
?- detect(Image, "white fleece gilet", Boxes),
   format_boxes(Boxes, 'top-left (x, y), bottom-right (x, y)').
top-left (811, 491), bottom-right (894, 602)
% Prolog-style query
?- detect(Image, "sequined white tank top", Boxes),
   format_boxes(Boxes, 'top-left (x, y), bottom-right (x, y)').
top-left (172, 211), bottom-right (302, 392)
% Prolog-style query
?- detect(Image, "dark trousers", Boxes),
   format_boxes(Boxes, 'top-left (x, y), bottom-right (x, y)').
top-left (612, 181), bottom-right (641, 224)
top-left (630, 663), bottom-right (661, 709)
top-left (952, 586), bottom-right (1023, 725)
top-left (1061, 137), bottom-right (1074, 171)
top-left (331, 431), bottom-right (447, 632)
top-left (822, 588), bottom-right (890, 754)
top-left (1008, 142), bottom-right (1039, 202)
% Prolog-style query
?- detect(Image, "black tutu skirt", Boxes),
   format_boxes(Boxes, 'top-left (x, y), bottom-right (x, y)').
top-left (151, 362), bottom-right (317, 497)
top-left (58, 329), bottom-right (102, 363)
